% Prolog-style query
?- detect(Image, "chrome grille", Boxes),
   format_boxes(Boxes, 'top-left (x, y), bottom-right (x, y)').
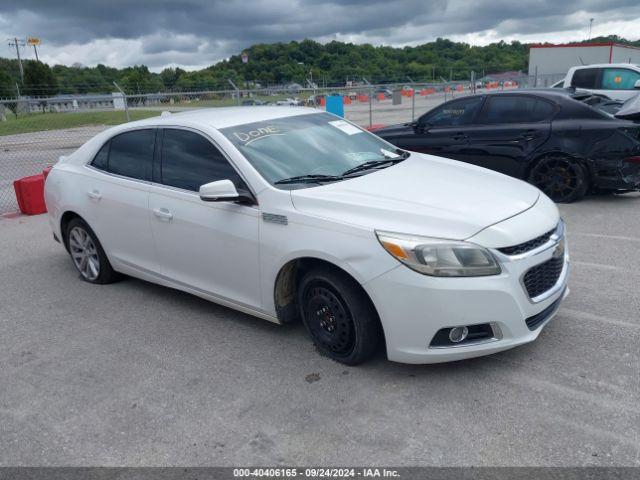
top-left (498, 227), bottom-right (555, 256)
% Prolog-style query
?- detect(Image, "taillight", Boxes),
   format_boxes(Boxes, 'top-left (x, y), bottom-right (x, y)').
top-left (624, 156), bottom-right (640, 164)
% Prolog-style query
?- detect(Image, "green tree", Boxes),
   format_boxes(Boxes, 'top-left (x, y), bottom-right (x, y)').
top-left (22, 60), bottom-right (58, 96)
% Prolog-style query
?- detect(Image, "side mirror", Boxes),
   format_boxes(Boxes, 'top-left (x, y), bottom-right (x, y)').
top-left (414, 121), bottom-right (430, 133)
top-left (199, 180), bottom-right (254, 204)
top-left (634, 79), bottom-right (640, 89)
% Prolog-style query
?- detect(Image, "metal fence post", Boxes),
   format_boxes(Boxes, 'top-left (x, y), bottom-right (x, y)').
top-left (228, 79), bottom-right (241, 106)
top-left (112, 81), bottom-right (130, 122)
top-left (411, 87), bottom-right (415, 121)
top-left (363, 77), bottom-right (373, 128)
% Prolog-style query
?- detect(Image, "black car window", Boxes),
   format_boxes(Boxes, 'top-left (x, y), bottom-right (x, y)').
top-left (91, 141), bottom-right (110, 170)
top-left (570, 68), bottom-right (600, 89)
top-left (479, 96), bottom-right (555, 123)
top-left (420, 96), bottom-right (484, 126)
top-left (107, 129), bottom-right (155, 181)
top-left (160, 128), bottom-right (246, 192)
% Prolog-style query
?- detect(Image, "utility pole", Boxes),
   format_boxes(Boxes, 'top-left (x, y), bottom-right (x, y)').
top-left (8, 37), bottom-right (25, 82)
top-left (588, 18), bottom-right (594, 40)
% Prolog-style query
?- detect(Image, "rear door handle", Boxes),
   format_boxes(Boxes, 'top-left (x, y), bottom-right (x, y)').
top-left (87, 190), bottom-right (102, 200)
top-left (153, 207), bottom-right (173, 221)
top-left (451, 133), bottom-right (468, 141)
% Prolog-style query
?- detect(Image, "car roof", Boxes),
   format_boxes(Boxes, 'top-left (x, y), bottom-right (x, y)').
top-left (569, 63), bottom-right (640, 69)
top-left (125, 106), bottom-right (319, 130)
top-left (460, 89), bottom-right (577, 101)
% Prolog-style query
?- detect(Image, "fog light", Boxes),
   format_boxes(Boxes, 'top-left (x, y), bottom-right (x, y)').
top-left (449, 326), bottom-right (469, 343)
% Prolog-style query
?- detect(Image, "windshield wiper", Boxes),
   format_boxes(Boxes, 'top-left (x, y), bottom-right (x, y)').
top-left (341, 156), bottom-right (407, 177)
top-left (274, 174), bottom-right (343, 185)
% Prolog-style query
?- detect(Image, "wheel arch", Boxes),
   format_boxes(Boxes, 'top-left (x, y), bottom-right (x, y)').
top-left (60, 210), bottom-right (84, 252)
top-left (272, 256), bottom-right (381, 330)
top-left (525, 150), bottom-right (592, 181)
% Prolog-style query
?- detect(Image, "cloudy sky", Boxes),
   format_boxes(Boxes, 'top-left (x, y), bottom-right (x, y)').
top-left (1, 0), bottom-right (639, 72)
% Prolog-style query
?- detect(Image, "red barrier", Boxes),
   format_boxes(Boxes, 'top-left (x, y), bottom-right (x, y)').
top-left (357, 94), bottom-right (369, 103)
top-left (342, 96), bottom-right (352, 104)
top-left (319, 97), bottom-right (326, 106)
top-left (456, 85), bottom-right (463, 91)
top-left (14, 173), bottom-right (47, 215)
top-left (377, 93), bottom-right (385, 101)
top-left (444, 86), bottom-right (451, 93)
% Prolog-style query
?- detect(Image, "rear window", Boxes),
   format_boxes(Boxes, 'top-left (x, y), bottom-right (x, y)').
top-left (91, 129), bottom-right (155, 181)
top-left (570, 68), bottom-right (600, 89)
top-left (479, 96), bottom-right (555, 123)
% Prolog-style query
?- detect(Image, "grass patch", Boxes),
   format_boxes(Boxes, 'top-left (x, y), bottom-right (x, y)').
top-left (0, 110), bottom-right (161, 136)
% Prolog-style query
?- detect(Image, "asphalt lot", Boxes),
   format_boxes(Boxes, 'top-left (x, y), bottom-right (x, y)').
top-left (1, 192), bottom-right (639, 466)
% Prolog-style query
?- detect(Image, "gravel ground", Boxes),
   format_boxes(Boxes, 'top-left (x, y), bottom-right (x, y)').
top-left (0, 192), bottom-right (639, 466)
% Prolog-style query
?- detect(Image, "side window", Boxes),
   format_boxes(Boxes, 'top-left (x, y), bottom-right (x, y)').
top-left (478, 96), bottom-right (555, 123)
top-left (601, 68), bottom-right (640, 90)
top-left (570, 68), bottom-right (600, 89)
top-left (160, 129), bottom-right (246, 192)
top-left (91, 141), bottom-right (110, 170)
top-left (107, 129), bottom-right (155, 181)
top-left (421, 96), bottom-right (484, 126)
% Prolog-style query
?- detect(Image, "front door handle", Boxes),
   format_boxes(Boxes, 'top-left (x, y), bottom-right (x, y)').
top-left (153, 207), bottom-right (173, 221)
top-left (521, 130), bottom-right (536, 141)
top-left (87, 190), bottom-right (102, 200)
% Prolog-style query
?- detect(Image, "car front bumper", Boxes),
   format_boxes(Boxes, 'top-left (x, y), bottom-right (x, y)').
top-left (364, 228), bottom-right (570, 364)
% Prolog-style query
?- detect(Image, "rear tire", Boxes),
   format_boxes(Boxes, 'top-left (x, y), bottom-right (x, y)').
top-left (298, 266), bottom-right (381, 365)
top-left (65, 218), bottom-right (119, 284)
top-left (528, 155), bottom-right (589, 203)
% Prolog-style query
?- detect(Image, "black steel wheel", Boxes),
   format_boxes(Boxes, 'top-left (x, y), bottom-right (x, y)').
top-left (303, 282), bottom-right (355, 356)
top-left (528, 156), bottom-right (589, 203)
top-left (298, 266), bottom-right (381, 365)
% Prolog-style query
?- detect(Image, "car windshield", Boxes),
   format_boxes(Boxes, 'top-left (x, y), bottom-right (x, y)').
top-left (220, 113), bottom-right (405, 189)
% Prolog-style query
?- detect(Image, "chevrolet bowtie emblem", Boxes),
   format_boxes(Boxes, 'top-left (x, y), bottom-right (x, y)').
top-left (553, 238), bottom-right (565, 259)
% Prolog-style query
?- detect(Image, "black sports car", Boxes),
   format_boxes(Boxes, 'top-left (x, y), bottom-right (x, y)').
top-left (374, 90), bottom-right (640, 202)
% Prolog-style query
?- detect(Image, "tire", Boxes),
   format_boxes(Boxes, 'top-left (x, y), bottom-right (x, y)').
top-left (65, 217), bottom-right (120, 284)
top-left (298, 266), bottom-right (382, 365)
top-left (527, 155), bottom-right (589, 203)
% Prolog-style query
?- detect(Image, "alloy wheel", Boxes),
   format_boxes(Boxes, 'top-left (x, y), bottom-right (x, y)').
top-left (530, 158), bottom-right (583, 202)
top-left (68, 226), bottom-right (101, 281)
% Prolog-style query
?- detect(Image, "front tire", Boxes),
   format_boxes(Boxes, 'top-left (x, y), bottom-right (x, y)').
top-left (528, 155), bottom-right (589, 203)
top-left (298, 266), bottom-right (382, 365)
top-left (65, 218), bottom-right (119, 284)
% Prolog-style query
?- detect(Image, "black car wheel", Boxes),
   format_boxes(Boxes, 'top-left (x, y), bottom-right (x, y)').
top-left (298, 266), bottom-right (381, 365)
top-left (65, 217), bottom-right (120, 284)
top-left (528, 155), bottom-right (589, 203)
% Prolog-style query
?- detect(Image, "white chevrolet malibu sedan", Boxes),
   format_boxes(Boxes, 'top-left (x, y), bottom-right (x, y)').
top-left (45, 107), bottom-right (569, 365)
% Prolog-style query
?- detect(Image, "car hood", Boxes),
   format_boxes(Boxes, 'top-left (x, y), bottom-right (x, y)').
top-left (614, 92), bottom-right (640, 121)
top-left (290, 153), bottom-right (540, 240)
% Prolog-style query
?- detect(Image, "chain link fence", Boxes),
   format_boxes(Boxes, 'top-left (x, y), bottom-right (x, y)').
top-left (0, 73), bottom-right (564, 214)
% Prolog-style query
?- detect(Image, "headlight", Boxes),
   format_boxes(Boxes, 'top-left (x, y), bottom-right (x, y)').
top-left (376, 231), bottom-right (501, 277)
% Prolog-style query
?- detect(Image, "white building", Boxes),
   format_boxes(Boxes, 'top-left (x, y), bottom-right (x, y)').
top-left (528, 42), bottom-right (640, 76)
